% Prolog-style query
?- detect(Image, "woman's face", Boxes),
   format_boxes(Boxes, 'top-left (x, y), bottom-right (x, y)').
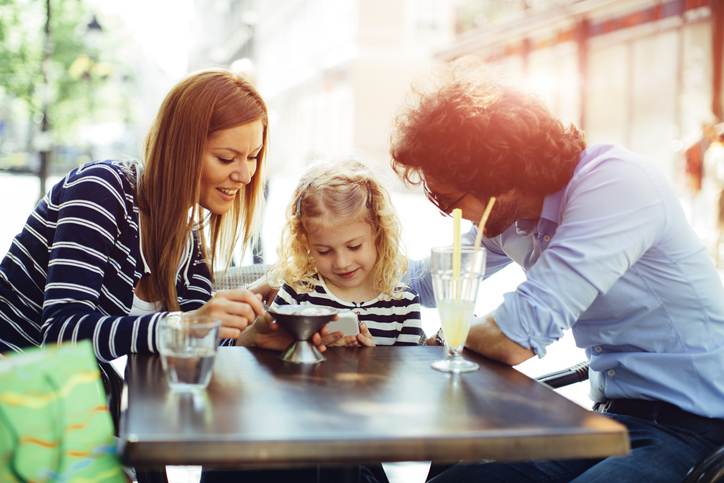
top-left (199, 120), bottom-right (264, 215)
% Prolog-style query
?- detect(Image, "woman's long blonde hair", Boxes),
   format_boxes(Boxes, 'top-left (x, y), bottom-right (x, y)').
top-left (276, 160), bottom-right (407, 296)
top-left (137, 69), bottom-right (268, 310)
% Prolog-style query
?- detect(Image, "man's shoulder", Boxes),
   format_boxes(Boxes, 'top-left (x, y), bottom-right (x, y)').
top-left (572, 144), bottom-right (661, 187)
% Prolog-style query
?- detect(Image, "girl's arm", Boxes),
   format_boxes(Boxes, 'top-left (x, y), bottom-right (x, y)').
top-left (394, 290), bottom-right (425, 346)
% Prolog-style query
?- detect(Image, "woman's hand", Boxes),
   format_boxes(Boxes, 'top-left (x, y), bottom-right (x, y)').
top-left (189, 288), bottom-right (265, 340)
top-left (247, 278), bottom-right (279, 305)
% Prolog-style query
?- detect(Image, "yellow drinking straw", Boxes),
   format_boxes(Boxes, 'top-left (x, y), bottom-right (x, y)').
top-left (452, 208), bottom-right (462, 300)
top-left (473, 197), bottom-right (497, 249)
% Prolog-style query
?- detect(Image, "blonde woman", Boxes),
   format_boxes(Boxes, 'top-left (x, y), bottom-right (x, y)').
top-left (273, 160), bottom-right (424, 347)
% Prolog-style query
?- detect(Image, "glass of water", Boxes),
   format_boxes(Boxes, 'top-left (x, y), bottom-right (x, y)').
top-left (431, 246), bottom-right (486, 373)
top-left (159, 313), bottom-right (221, 392)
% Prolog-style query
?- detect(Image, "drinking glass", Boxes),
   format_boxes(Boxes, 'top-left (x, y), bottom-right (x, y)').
top-left (430, 246), bottom-right (486, 373)
top-left (159, 313), bottom-right (221, 391)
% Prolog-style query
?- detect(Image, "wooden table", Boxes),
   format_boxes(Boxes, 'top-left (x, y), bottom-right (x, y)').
top-left (118, 346), bottom-right (628, 468)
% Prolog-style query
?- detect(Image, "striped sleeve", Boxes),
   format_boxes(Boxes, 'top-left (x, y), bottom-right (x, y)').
top-left (392, 289), bottom-right (424, 345)
top-left (40, 164), bottom-right (161, 362)
top-left (271, 283), bottom-right (303, 308)
top-left (361, 287), bottom-right (424, 346)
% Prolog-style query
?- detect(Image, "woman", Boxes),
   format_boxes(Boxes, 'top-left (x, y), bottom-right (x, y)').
top-left (0, 69), bottom-right (334, 386)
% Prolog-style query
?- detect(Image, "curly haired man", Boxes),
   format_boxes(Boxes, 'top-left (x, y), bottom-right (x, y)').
top-left (393, 64), bottom-right (724, 482)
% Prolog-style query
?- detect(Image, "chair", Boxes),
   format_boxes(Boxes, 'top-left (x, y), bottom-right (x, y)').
top-left (537, 362), bottom-right (723, 483)
top-left (213, 264), bottom-right (271, 290)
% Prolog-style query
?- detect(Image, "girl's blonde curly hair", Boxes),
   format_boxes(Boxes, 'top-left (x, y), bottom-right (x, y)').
top-left (275, 160), bottom-right (407, 296)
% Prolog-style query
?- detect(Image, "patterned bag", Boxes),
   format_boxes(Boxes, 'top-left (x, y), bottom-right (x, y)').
top-left (0, 341), bottom-right (126, 482)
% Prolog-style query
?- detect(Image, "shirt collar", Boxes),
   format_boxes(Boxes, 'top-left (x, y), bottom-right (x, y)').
top-left (540, 188), bottom-right (564, 224)
top-left (514, 189), bottom-right (564, 235)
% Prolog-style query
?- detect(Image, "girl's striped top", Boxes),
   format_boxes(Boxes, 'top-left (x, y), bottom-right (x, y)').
top-left (0, 160), bottom-right (217, 362)
top-left (273, 275), bottom-right (425, 346)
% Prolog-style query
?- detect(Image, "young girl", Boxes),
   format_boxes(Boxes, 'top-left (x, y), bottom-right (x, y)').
top-left (273, 160), bottom-right (425, 346)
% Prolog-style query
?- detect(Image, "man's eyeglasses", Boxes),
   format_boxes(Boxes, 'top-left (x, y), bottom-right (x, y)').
top-left (423, 184), bottom-right (468, 217)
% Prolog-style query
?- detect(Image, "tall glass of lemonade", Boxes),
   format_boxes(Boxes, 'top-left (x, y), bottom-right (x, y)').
top-left (430, 246), bottom-right (485, 373)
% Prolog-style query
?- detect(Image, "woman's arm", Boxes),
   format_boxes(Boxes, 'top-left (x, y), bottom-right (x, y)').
top-left (40, 163), bottom-right (164, 361)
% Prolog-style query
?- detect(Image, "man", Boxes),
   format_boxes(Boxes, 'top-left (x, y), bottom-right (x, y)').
top-left (392, 67), bottom-right (724, 482)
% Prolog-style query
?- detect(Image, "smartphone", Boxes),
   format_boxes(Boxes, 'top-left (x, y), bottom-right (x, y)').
top-left (326, 311), bottom-right (360, 337)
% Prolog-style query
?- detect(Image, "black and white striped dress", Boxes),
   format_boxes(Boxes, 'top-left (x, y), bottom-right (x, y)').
top-left (0, 160), bottom-right (218, 362)
top-left (273, 275), bottom-right (425, 346)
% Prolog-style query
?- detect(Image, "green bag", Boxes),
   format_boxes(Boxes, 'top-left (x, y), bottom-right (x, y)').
top-left (0, 341), bottom-right (126, 482)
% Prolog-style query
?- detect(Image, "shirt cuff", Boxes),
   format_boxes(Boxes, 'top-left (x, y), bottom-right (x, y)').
top-left (494, 300), bottom-right (557, 358)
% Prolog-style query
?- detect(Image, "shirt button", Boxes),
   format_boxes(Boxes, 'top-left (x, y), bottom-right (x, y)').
top-left (543, 235), bottom-right (551, 242)
top-left (607, 369), bottom-right (616, 377)
top-left (594, 346), bottom-right (602, 353)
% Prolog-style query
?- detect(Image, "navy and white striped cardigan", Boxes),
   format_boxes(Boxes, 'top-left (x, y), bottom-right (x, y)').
top-left (0, 160), bottom-right (223, 362)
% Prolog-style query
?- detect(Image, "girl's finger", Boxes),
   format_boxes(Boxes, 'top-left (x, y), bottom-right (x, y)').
top-left (357, 324), bottom-right (375, 347)
top-left (340, 335), bottom-right (358, 346)
top-left (310, 332), bottom-right (326, 352)
top-left (321, 331), bottom-right (344, 347)
top-left (357, 334), bottom-right (375, 347)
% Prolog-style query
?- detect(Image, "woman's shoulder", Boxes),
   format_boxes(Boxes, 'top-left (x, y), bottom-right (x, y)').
top-left (52, 160), bottom-right (140, 218)
top-left (66, 160), bottom-right (138, 186)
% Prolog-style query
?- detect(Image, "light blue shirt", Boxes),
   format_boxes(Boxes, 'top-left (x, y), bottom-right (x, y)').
top-left (407, 144), bottom-right (724, 418)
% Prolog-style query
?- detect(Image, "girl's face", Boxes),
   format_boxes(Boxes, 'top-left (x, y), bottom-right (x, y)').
top-left (199, 120), bottom-right (264, 215)
top-left (306, 217), bottom-right (378, 297)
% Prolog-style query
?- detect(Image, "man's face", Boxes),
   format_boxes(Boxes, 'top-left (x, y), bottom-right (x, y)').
top-left (423, 176), bottom-right (535, 238)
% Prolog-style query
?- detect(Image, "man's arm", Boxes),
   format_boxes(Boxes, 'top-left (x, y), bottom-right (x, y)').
top-left (465, 314), bottom-right (535, 366)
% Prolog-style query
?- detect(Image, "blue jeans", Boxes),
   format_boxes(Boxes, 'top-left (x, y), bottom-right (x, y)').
top-left (427, 413), bottom-right (723, 483)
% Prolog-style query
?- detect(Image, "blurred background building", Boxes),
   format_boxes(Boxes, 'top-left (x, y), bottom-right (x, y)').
top-left (2, 0), bottom-right (723, 290)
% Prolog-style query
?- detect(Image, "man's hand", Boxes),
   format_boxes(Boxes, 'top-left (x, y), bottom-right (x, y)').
top-left (465, 314), bottom-right (535, 366)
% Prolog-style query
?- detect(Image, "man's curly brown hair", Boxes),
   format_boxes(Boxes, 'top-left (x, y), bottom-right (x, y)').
top-left (391, 68), bottom-right (586, 199)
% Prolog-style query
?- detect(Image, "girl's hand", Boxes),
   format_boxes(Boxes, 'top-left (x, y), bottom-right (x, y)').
top-left (190, 288), bottom-right (265, 339)
top-left (327, 334), bottom-right (359, 347)
top-left (356, 322), bottom-right (375, 347)
top-left (326, 322), bottom-right (375, 348)
top-left (239, 314), bottom-right (343, 352)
